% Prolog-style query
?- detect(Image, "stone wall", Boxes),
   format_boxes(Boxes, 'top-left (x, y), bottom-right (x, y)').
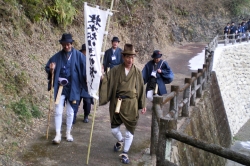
top-left (213, 43), bottom-right (250, 136)
top-left (171, 72), bottom-right (231, 165)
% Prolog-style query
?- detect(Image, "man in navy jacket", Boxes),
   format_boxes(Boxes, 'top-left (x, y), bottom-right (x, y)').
top-left (142, 50), bottom-right (174, 100)
top-left (103, 37), bottom-right (123, 72)
top-left (45, 33), bottom-right (86, 144)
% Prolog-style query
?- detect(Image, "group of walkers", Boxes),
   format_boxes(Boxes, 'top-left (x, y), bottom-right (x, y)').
top-left (223, 19), bottom-right (250, 38)
top-left (45, 33), bottom-right (174, 164)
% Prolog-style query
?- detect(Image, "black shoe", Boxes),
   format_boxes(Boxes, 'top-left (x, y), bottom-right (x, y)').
top-left (83, 116), bottom-right (89, 123)
top-left (119, 153), bottom-right (129, 164)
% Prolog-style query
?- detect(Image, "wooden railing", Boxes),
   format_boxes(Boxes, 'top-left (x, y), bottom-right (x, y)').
top-left (150, 35), bottom-right (250, 165)
top-left (214, 32), bottom-right (249, 45)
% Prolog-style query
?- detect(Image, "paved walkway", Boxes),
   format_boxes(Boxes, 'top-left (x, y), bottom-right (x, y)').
top-left (19, 43), bottom-right (207, 166)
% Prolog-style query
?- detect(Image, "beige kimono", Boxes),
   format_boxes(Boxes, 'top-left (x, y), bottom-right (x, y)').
top-left (99, 63), bottom-right (146, 134)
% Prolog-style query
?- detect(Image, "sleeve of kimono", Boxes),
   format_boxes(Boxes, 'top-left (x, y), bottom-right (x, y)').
top-left (103, 50), bottom-right (108, 72)
top-left (99, 70), bottom-right (112, 105)
top-left (159, 61), bottom-right (174, 84)
top-left (137, 70), bottom-right (146, 109)
top-left (45, 57), bottom-right (54, 91)
top-left (45, 57), bottom-right (52, 76)
top-left (45, 54), bottom-right (58, 79)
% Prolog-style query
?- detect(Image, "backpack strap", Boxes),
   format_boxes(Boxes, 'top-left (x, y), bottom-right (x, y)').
top-left (159, 60), bottom-right (165, 69)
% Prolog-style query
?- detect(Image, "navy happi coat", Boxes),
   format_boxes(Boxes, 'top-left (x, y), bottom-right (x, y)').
top-left (103, 47), bottom-right (123, 72)
top-left (142, 59), bottom-right (174, 95)
top-left (45, 48), bottom-right (86, 103)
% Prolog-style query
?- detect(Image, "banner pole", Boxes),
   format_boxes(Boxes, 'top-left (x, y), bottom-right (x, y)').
top-left (86, 98), bottom-right (98, 164)
top-left (100, 0), bottom-right (114, 65)
top-left (86, 0), bottom-right (115, 164)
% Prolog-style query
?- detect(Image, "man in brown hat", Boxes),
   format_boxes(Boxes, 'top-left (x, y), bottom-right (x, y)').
top-left (45, 33), bottom-right (87, 144)
top-left (103, 36), bottom-right (123, 73)
top-left (99, 44), bottom-right (146, 164)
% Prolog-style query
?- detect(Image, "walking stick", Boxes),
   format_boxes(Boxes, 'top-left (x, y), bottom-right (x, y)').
top-left (86, 0), bottom-right (115, 164)
top-left (46, 69), bottom-right (54, 139)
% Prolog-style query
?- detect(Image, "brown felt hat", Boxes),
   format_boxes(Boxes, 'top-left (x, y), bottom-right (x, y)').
top-left (121, 44), bottom-right (136, 55)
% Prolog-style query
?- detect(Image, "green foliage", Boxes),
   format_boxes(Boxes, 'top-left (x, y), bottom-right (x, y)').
top-left (45, 0), bottom-right (77, 27)
top-left (118, 15), bottom-right (130, 27)
top-left (5, 0), bottom-right (77, 26)
top-left (31, 105), bottom-right (43, 118)
top-left (11, 98), bottom-right (32, 121)
top-left (8, 71), bottom-right (29, 94)
top-left (0, 58), bottom-right (29, 95)
top-left (225, 0), bottom-right (250, 15)
top-left (19, 0), bottom-right (46, 22)
top-left (12, 142), bottom-right (18, 147)
top-left (11, 98), bottom-right (43, 121)
top-left (174, 6), bottom-right (189, 16)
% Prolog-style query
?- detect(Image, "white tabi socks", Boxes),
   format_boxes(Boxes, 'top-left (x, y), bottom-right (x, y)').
top-left (53, 95), bottom-right (74, 143)
top-left (111, 126), bottom-right (134, 152)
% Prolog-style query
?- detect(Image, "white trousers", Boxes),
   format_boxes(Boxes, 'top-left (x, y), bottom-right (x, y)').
top-left (54, 95), bottom-right (74, 134)
top-left (111, 126), bottom-right (134, 153)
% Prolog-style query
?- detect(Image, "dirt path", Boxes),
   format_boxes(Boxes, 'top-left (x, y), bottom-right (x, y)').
top-left (19, 43), bottom-right (207, 166)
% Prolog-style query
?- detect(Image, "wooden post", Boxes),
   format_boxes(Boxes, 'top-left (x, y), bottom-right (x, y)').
top-left (247, 31), bottom-right (249, 42)
top-left (216, 35), bottom-right (218, 47)
top-left (190, 72), bottom-right (197, 106)
top-left (197, 69), bottom-right (203, 98)
top-left (232, 33), bottom-right (235, 45)
top-left (156, 117), bottom-right (177, 166)
top-left (206, 51), bottom-right (214, 82)
top-left (169, 85), bottom-right (179, 119)
top-left (208, 43), bottom-right (211, 52)
top-left (205, 58), bottom-right (210, 80)
top-left (209, 51), bottom-right (214, 74)
top-left (204, 47), bottom-right (208, 64)
top-left (212, 38), bottom-right (216, 50)
top-left (202, 64), bottom-right (208, 89)
top-left (151, 96), bottom-right (163, 155)
top-left (182, 78), bottom-right (191, 117)
top-left (224, 34), bottom-right (227, 46)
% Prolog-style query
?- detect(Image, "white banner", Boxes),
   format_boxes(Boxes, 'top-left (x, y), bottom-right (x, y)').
top-left (84, 3), bottom-right (110, 99)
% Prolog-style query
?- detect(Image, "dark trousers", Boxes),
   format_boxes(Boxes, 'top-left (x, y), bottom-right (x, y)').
top-left (73, 98), bottom-right (93, 122)
top-left (82, 98), bottom-right (92, 116)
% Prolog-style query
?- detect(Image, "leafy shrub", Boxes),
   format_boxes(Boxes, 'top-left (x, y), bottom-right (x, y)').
top-left (19, 0), bottom-right (46, 22)
top-left (31, 105), bottom-right (43, 118)
top-left (224, 0), bottom-right (250, 15)
top-left (11, 98), bottom-right (43, 121)
top-left (4, 69), bottom-right (29, 95)
top-left (11, 98), bottom-right (32, 121)
top-left (45, 0), bottom-right (77, 27)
